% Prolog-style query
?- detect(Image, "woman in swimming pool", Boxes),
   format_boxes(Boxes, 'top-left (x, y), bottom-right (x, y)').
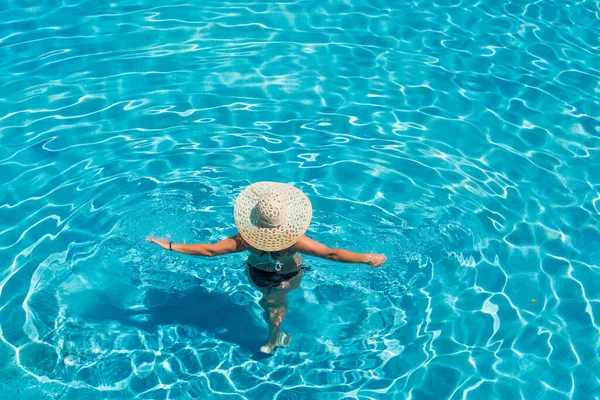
top-left (147, 182), bottom-right (387, 354)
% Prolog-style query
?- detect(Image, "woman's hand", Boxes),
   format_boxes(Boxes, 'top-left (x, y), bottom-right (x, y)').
top-left (367, 253), bottom-right (387, 268)
top-left (146, 237), bottom-right (171, 250)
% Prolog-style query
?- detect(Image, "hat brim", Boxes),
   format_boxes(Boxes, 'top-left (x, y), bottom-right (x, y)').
top-left (234, 182), bottom-right (312, 251)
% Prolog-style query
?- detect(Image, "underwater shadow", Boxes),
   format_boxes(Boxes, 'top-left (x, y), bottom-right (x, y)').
top-left (144, 287), bottom-right (268, 357)
top-left (84, 286), bottom-right (267, 358)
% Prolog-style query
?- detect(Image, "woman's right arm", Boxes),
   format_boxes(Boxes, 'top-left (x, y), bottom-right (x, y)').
top-left (292, 236), bottom-right (387, 267)
top-left (146, 233), bottom-right (246, 256)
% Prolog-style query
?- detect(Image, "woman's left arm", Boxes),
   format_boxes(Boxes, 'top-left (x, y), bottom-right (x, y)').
top-left (146, 233), bottom-right (246, 257)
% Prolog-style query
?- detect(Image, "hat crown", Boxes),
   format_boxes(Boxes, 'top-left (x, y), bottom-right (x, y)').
top-left (256, 192), bottom-right (288, 228)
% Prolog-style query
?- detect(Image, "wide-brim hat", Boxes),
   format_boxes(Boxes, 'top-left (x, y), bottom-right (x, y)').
top-left (234, 182), bottom-right (312, 251)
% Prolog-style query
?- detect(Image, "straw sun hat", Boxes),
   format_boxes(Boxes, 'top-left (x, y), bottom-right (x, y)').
top-left (234, 182), bottom-right (312, 251)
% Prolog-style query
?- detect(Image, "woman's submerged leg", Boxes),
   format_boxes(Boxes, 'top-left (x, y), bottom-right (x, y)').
top-left (259, 290), bottom-right (289, 354)
top-left (258, 270), bottom-right (304, 354)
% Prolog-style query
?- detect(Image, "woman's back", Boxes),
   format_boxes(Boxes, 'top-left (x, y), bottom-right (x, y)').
top-left (246, 247), bottom-right (303, 273)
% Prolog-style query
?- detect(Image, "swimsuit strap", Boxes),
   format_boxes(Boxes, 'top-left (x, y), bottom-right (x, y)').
top-left (269, 251), bottom-right (280, 259)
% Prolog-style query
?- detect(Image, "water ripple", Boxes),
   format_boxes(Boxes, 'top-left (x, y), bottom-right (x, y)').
top-left (1, 0), bottom-right (599, 398)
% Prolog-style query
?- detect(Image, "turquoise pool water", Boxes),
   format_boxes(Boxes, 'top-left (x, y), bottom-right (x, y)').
top-left (1, 0), bottom-right (599, 398)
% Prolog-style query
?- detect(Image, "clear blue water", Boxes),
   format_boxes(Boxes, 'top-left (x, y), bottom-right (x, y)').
top-left (1, 0), bottom-right (599, 398)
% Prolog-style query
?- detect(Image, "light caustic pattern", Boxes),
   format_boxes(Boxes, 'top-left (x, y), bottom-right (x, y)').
top-left (0, 0), bottom-right (599, 399)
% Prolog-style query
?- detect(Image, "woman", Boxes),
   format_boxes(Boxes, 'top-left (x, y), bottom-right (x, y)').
top-left (147, 182), bottom-right (387, 354)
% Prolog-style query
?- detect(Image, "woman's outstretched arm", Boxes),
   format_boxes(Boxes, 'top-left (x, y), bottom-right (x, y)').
top-left (146, 233), bottom-right (246, 257)
top-left (292, 235), bottom-right (387, 267)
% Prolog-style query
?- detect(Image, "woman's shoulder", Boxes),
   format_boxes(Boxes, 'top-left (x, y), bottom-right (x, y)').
top-left (232, 233), bottom-right (251, 250)
top-left (290, 235), bottom-right (324, 251)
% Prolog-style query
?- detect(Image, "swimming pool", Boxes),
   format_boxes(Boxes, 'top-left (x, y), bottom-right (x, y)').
top-left (1, 0), bottom-right (599, 398)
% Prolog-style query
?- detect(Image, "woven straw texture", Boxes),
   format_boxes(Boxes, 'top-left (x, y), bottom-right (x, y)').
top-left (234, 182), bottom-right (312, 251)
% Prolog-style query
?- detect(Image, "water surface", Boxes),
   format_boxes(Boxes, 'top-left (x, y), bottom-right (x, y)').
top-left (1, 0), bottom-right (599, 398)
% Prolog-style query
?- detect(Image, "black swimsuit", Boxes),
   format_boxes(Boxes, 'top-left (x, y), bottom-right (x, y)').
top-left (247, 266), bottom-right (302, 288)
top-left (246, 251), bottom-right (308, 288)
